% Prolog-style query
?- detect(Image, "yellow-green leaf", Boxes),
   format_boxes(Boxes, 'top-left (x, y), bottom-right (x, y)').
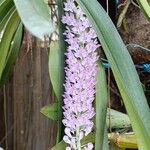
top-left (0, 10), bottom-right (20, 81)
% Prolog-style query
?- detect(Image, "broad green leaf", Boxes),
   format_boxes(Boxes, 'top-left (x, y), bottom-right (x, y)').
top-left (40, 103), bottom-right (58, 121)
top-left (0, 10), bottom-right (20, 81)
top-left (13, 0), bottom-right (54, 39)
top-left (138, 0), bottom-right (150, 22)
top-left (106, 109), bottom-right (131, 129)
top-left (76, 0), bottom-right (150, 149)
top-left (95, 61), bottom-right (108, 150)
top-left (0, 22), bottom-right (22, 86)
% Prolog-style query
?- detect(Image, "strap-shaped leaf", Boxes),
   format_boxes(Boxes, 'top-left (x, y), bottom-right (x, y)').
top-left (0, 22), bottom-right (22, 86)
top-left (75, 0), bottom-right (150, 149)
top-left (102, 127), bottom-right (109, 150)
top-left (0, 0), bottom-right (14, 23)
top-left (49, 41), bottom-right (64, 101)
top-left (49, 40), bottom-right (65, 142)
top-left (0, 10), bottom-right (20, 81)
top-left (13, 0), bottom-right (54, 39)
top-left (95, 61), bottom-right (108, 150)
top-left (0, 6), bottom-right (15, 32)
top-left (48, 0), bottom-right (66, 143)
top-left (40, 103), bottom-right (58, 121)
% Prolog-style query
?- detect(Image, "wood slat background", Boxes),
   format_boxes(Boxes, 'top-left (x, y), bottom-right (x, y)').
top-left (0, 33), bottom-right (57, 150)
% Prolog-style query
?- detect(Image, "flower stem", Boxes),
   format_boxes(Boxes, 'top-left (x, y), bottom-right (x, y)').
top-left (76, 126), bottom-right (81, 150)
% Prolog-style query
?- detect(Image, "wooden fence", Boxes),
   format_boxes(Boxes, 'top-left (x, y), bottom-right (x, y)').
top-left (0, 33), bottom-right (57, 150)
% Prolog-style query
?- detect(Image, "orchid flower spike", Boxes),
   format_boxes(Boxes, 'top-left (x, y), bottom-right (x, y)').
top-left (62, 0), bottom-right (99, 149)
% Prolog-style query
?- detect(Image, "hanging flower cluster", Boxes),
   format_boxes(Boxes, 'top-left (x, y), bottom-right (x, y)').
top-left (62, 0), bottom-right (99, 149)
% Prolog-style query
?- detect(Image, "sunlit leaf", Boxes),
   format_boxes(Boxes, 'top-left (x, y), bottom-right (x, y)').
top-left (0, 0), bottom-right (14, 23)
top-left (137, 0), bottom-right (150, 22)
top-left (0, 10), bottom-right (20, 81)
top-left (13, 0), bottom-right (54, 39)
top-left (0, 22), bottom-right (22, 86)
top-left (0, 6), bottom-right (15, 32)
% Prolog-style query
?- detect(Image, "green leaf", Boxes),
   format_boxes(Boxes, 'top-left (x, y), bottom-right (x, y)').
top-left (112, 146), bottom-right (125, 150)
top-left (49, 40), bottom-right (65, 143)
top-left (0, 10), bottom-right (20, 81)
top-left (0, 22), bottom-right (22, 86)
top-left (49, 0), bottom-right (66, 101)
top-left (0, 0), bottom-right (14, 23)
top-left (95, 61), bottom-right (108, 150)
top-left (13, 0), bottom-right (54, 39)
top-left (48, 0), bottom-right (66, 143)
top-left (50, 140), bottom-right (67, 150)
top-left (75, 0), bottom-right (150, 149)
top-left (40, 103), bottom-right (58, 121)
top-left (137, 0), bottom-right (150, 22)
top-left (106, 109), bottom-right (131, 129)
top-left (0, 6), bottom-right (15, 32)
top-left (49, 41), bottom-right (64, 101)
top-left (102, 126), bottom-right (109, 150)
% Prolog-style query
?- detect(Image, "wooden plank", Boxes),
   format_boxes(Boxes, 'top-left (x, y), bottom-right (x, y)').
top-left (3, 33), bottom-right (57, 150)
top-left (0, 88), bottom-right (5, 148)
top-left (5, 80), bottom-right (14, 150)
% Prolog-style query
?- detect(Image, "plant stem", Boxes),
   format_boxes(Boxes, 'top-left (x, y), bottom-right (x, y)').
top-left (76, 126), bottom-right (81, 150)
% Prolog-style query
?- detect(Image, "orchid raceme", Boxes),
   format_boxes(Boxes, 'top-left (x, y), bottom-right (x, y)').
top-left (62, 0), bottom-right (99, 149)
